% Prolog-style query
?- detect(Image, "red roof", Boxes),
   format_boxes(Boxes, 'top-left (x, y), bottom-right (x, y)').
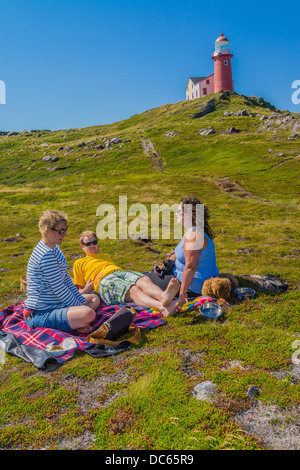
top-left (216, 32), bottom-right (229, 43)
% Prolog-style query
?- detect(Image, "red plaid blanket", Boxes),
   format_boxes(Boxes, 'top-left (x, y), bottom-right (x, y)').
top-left (0, 301), bottom-right (165, 366)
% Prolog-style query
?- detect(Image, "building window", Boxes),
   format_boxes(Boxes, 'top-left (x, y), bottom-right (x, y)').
top-left (196, 90), bottom-right (198, 97)
top-left (203, 88), bottom-right (207, 95)
top-left (224, 60), bottom-right (228, 65)
top-left (192, 92), bottom-right (194, 99)
top-left (206, 79), bottom-right (209, 84)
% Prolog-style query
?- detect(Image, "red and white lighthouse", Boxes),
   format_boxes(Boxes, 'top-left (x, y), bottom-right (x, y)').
top-left (212, 33), bottom-right (234, 93)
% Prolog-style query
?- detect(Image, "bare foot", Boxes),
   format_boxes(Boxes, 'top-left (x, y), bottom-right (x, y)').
top-left (161, 278), bottom-right (180, 307)
top-left (160, 299), bottom-right (180, 318)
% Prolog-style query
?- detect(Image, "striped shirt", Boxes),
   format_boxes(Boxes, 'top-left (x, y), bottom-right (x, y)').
top-left (25, 240), bottom-right (86, 311)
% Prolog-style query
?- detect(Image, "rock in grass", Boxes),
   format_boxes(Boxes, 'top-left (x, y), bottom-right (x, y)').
top-left (7, 131), bottom-right (20, 136)
top-left (105, 137), bottom-right (122, 148)
top-left (199, 127), bottom-right (215, 136)
top-left (235, 109), bottom-right (248, 116)
top-left (43, 156), bottom-right (59, 162)
top-left (192, 99), bottom-right (215, 119)
top-left (45, 166), bottom-right (67, 171)
top-left (2, 236), bottom-right (20, 242)
top-left (219, 91), bottom-right (230, 101)
top-left (224, 126), bottom-right (241, 134)
top-left (164, 131), bottom-right (179, 137)
top-left (247, 385), bottom-right (260, 398)
top-left (110, 137), bottom-right (122, 144)
top-left (191, 381), bottom-right (218, 402)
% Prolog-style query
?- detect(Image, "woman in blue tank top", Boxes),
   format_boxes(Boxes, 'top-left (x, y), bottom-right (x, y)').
top-left (173, 196), bottom-right (219, 305)
top-left (146, 196), bottom-right (219, 304)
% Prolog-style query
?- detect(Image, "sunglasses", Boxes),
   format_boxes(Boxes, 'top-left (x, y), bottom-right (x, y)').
top-left (52, 226), bottom-right (68, 235)
top-left (82, 239), bottom-right (98, 247)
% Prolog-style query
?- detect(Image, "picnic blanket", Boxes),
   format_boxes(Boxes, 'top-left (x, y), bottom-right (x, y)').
top-left (0, 296), bottom-right (211, 369)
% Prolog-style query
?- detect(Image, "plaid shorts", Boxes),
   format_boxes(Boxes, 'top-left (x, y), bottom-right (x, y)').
top-left (98, 270), bottom-right (144, 304)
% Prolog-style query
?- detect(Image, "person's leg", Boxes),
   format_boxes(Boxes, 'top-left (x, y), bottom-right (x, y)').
top-left (124, 285), bottom-right (160, 308)
top-left (25, 304), bottom-right (96, 334)
top-left (135, 275), bottom-right (180, 307)
top-left (67, 305), bottom-right (96, 333)
top-left (145, 271), bottom-right (176, 290)
top-left (98, 271), bottom-right (180, 317)
top-left (124, 284), bottom-right (180, 318)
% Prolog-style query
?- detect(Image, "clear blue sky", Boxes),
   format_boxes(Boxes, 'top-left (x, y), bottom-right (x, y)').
top-left (0, 0), bottom-right (299, 132)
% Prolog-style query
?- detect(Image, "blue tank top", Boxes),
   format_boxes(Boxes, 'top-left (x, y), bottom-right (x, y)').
top-left (173, 228), bottom-right (219, 294)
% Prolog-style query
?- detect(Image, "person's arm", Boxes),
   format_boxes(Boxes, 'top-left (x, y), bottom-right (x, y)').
top-left (72, 259), bottom-right (95, 294)
top-left (178, 231), bottom-right (203, 303)
top-left (56, 247), bottom-right (89, 302)
top-left (178, 252), bottom-right (200, 302)
top-left (76, 279), bottom-right (94, 294)
top-left (40, 251), bottom-right (86, 306)
top-left (64, 271), bottom-right (93, 299)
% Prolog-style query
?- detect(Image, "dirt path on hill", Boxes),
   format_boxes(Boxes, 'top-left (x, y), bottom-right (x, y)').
top-left (270, 154), bottom-right (300, 169)
top-left (214, 177), bottom-right (260, 200)
top-left (142, 139), bottom-right (165, 172)
top-left (214, 176), bottom-right (299, 208)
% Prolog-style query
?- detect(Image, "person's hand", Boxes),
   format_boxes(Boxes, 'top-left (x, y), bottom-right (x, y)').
top-left (168, 249), bottom-right (176, 260)
top-left (84, 293), bottom-right (98, 305)
top-left (82, 278), bottom-right (94, 294)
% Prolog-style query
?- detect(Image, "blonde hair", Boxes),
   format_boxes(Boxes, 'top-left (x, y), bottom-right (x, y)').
top-left (38, 210), bottom-right (68, 236)
top-left (79, 230), bottom-right (97, 244)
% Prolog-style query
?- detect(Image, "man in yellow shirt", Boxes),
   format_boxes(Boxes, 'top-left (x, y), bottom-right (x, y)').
top-left (73, 231), bottom-right (181, 317)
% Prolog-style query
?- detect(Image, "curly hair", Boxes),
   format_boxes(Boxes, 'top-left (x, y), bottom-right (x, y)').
top-left (38, 210), bottom-right (68, 236)
top-left (180, 196), bottom-right (215, 239)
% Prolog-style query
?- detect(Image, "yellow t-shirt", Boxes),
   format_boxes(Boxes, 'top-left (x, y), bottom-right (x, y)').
top-left (73, 253), bottom-right (122, 292)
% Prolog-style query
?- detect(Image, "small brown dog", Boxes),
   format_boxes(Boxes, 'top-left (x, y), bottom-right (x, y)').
top-left (202, 273), bottom-right (239, 300)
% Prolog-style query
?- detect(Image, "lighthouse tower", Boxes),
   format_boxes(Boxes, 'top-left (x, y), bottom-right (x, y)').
top-left (212, 33), bottom-right (234, 93)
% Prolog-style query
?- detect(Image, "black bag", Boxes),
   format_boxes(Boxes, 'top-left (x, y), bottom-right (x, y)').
top-left (161, 258), bottom-right (175, 276)
top-left (105, 307), bottom-right (135, 340)
top-left (87, 307), bottom-right (141, 345)
top-left (153, 258), bottom-right (175, 277)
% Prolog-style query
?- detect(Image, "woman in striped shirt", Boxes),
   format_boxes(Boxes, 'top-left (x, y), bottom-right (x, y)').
top-left (24, 210), bottom-right (100, 333)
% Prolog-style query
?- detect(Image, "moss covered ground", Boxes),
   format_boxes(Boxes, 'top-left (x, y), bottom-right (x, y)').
top-left (0, 92), bottom-right (299, 450)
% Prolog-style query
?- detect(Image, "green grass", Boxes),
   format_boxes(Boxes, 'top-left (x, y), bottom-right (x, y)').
top-left (0, 91), bottom-right (299, 450)
top-left (93, 352), bottom-right (261, 450)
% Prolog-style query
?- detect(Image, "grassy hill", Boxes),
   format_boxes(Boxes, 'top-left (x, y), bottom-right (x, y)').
top-left (0, 91), bottom-right (299, 450)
